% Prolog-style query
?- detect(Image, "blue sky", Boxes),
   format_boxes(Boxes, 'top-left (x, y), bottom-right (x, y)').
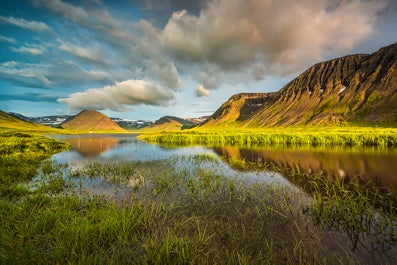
top-left (0, 0), bottom-right (396, 120)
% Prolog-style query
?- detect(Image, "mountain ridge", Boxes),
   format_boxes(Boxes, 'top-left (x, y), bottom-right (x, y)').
top-left (202, 42), bottom-right (397, 127)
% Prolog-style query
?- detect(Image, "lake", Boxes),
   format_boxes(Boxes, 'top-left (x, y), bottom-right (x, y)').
top-left (50, 134), bottom-right (397, 194)
top-left (44, 133), bottom-right (397, 263)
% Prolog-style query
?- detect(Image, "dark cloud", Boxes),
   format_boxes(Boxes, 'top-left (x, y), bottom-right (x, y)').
top-left (160, 0), bottom-right (388, 80)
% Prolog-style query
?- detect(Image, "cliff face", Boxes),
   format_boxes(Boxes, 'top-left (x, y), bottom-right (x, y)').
top-left (203, 42), bottom-right (397, 127)
top-left (202, 93), bottom-right (277, 126)
top-left (61, 110), bottom-right (125, 131)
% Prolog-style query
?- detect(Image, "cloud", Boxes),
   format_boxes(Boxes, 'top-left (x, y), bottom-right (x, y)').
top-left (30, 0), bottom-right (391, 100)
top-left (0, 60), bottom-right (109, 88)
top-left (57, 79), bottom-right (175, 111)
top-left (11, 46), bottom-right (44, 55)
top-left (0, 35), bottom-right (16, 43)
top-left (149, 60), bottom-right (183, 90)
top-left (160, 0), bottom-right (388, 79)
top-left (0, 92), bottom-right (59, 102)
top-left (59, 41), bottom-right (105, 64)
top-left (195, 85), bottom-right (210, 97)
top-left (0, 15), bottom-right (51, 32)
top-left (33, 0), bottom-right (132, 41)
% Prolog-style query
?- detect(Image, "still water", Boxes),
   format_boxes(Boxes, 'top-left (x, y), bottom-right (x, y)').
top-left (50, 134), bottom-right (397, 193)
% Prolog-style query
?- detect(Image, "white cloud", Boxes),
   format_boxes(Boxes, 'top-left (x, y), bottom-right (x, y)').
top-left (57, 79), bottom-right (175, 111)
top-left (59, 42), bottom-right (105, 64)
top-left (0, 35), bottom-right (16, 43)
top-left (0, 15), bottom-right (51, 32)
top-left (195, 85), bottom-right (210, 97)
top-left (11, 46), bottom-right (44, 55)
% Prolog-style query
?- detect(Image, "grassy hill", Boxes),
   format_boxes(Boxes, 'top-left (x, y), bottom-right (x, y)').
top-left (61, 110), bottom-right (125, 132)
top-left (0, 110), bottom-right (59, 133)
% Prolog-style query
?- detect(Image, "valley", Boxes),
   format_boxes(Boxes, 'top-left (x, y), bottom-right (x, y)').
top-left (1, 42), bottom-right (397, 264)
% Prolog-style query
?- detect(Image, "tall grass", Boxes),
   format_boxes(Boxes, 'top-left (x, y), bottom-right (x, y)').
top-left (0, 132), bottom-right (69, 198)
top-left (138, 127), bottom-right (397, 148)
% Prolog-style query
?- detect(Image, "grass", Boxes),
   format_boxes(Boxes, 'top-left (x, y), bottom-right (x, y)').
top-left (1, 130), bottom-right (397, 264)
top-left (0, 131), bottom-right (69, 199)
top-left (138, 126), bottom-right (397, 148)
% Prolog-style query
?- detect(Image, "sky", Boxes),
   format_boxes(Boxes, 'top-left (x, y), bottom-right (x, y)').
top-left (0, 0), bottom-right (396, 120)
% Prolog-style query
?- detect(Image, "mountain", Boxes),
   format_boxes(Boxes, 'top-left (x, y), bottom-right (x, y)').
top-left (202, 93), bottom-right (277, 126)
top-left (10, 112), bottom-right (152, 129)
top-left (0, 110), bottom-right (55, 131)
top-left (9, 112), bottom-right (73, 128)
top-left (147, 116), bottom-right (197, 131)
top-left (8, 112), bottom-right (34, 122)
top-left (203, 42), bottom-right (397, 127)
top-left (111, 118), bottom-right (153, 129)
top-left (61, 110), bottom-right (125, 131)
top-left (32, 115), bottom-right (72, 127)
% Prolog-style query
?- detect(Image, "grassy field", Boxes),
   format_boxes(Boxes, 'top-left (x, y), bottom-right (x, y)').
top-left (1, 128), bottom-right (397, 264)
top-left (138, 126), bottom-right (397, 148)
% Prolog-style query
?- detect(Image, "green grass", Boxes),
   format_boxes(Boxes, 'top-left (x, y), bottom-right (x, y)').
top-left (0, 132), bottom-right (69, 199)
top-left (1, 130), bottom-right (397, 264)
top-left (138, 126), bottom-right (397, 148)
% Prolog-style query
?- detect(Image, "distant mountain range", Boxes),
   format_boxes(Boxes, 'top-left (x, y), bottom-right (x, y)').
top-left (203, 42), bottom-right (397, 127)
top-left (9, 112), bottom-right (154, 130)
top-left (6, 110), bottom-right (202, 131)
top-left (0, 110), bottom-right (56, 131)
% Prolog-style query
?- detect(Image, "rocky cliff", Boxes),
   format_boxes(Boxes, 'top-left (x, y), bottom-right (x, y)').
top-left (202, 93), bottom-right (277, 126)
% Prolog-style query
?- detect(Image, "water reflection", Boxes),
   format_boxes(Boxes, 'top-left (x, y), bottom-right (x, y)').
top-left (50, 134), bottom-right (397, 193)
top-left (213, 146), bottom-right (397, 192)
top-left (60, 137), bottom-right (121, 157)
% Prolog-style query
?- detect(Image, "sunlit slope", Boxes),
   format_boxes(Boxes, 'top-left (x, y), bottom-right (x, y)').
top-left (61, 110), bottom-right (125, 132)
top-left (0, 110), bottom-right (58, 132)
top-left (202, 93), bottom-right (276, 127)
top-left (141, 116), bottom-right (196, 132)
top-left (201, 42), bottom-right (397, 128)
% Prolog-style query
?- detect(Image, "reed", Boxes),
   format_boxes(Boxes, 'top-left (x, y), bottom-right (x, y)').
top-left (139, 126), bottom-right (397, 148)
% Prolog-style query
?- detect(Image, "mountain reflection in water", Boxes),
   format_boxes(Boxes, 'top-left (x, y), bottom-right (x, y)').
top-left (51, 134), bottom-right (397, 194)
top-left (55, 136), bottom-right (121, 157)
top-left (213, 146), bottom-right (397, 192)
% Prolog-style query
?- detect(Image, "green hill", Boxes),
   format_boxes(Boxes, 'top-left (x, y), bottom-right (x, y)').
top-left (0, 111), bottom-right (57, 132)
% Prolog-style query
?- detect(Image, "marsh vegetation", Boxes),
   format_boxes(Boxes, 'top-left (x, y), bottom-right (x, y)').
top-left (138, 127), bottom-right (397, 148)
top-left (1, 131), bottom-right (397, 264)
